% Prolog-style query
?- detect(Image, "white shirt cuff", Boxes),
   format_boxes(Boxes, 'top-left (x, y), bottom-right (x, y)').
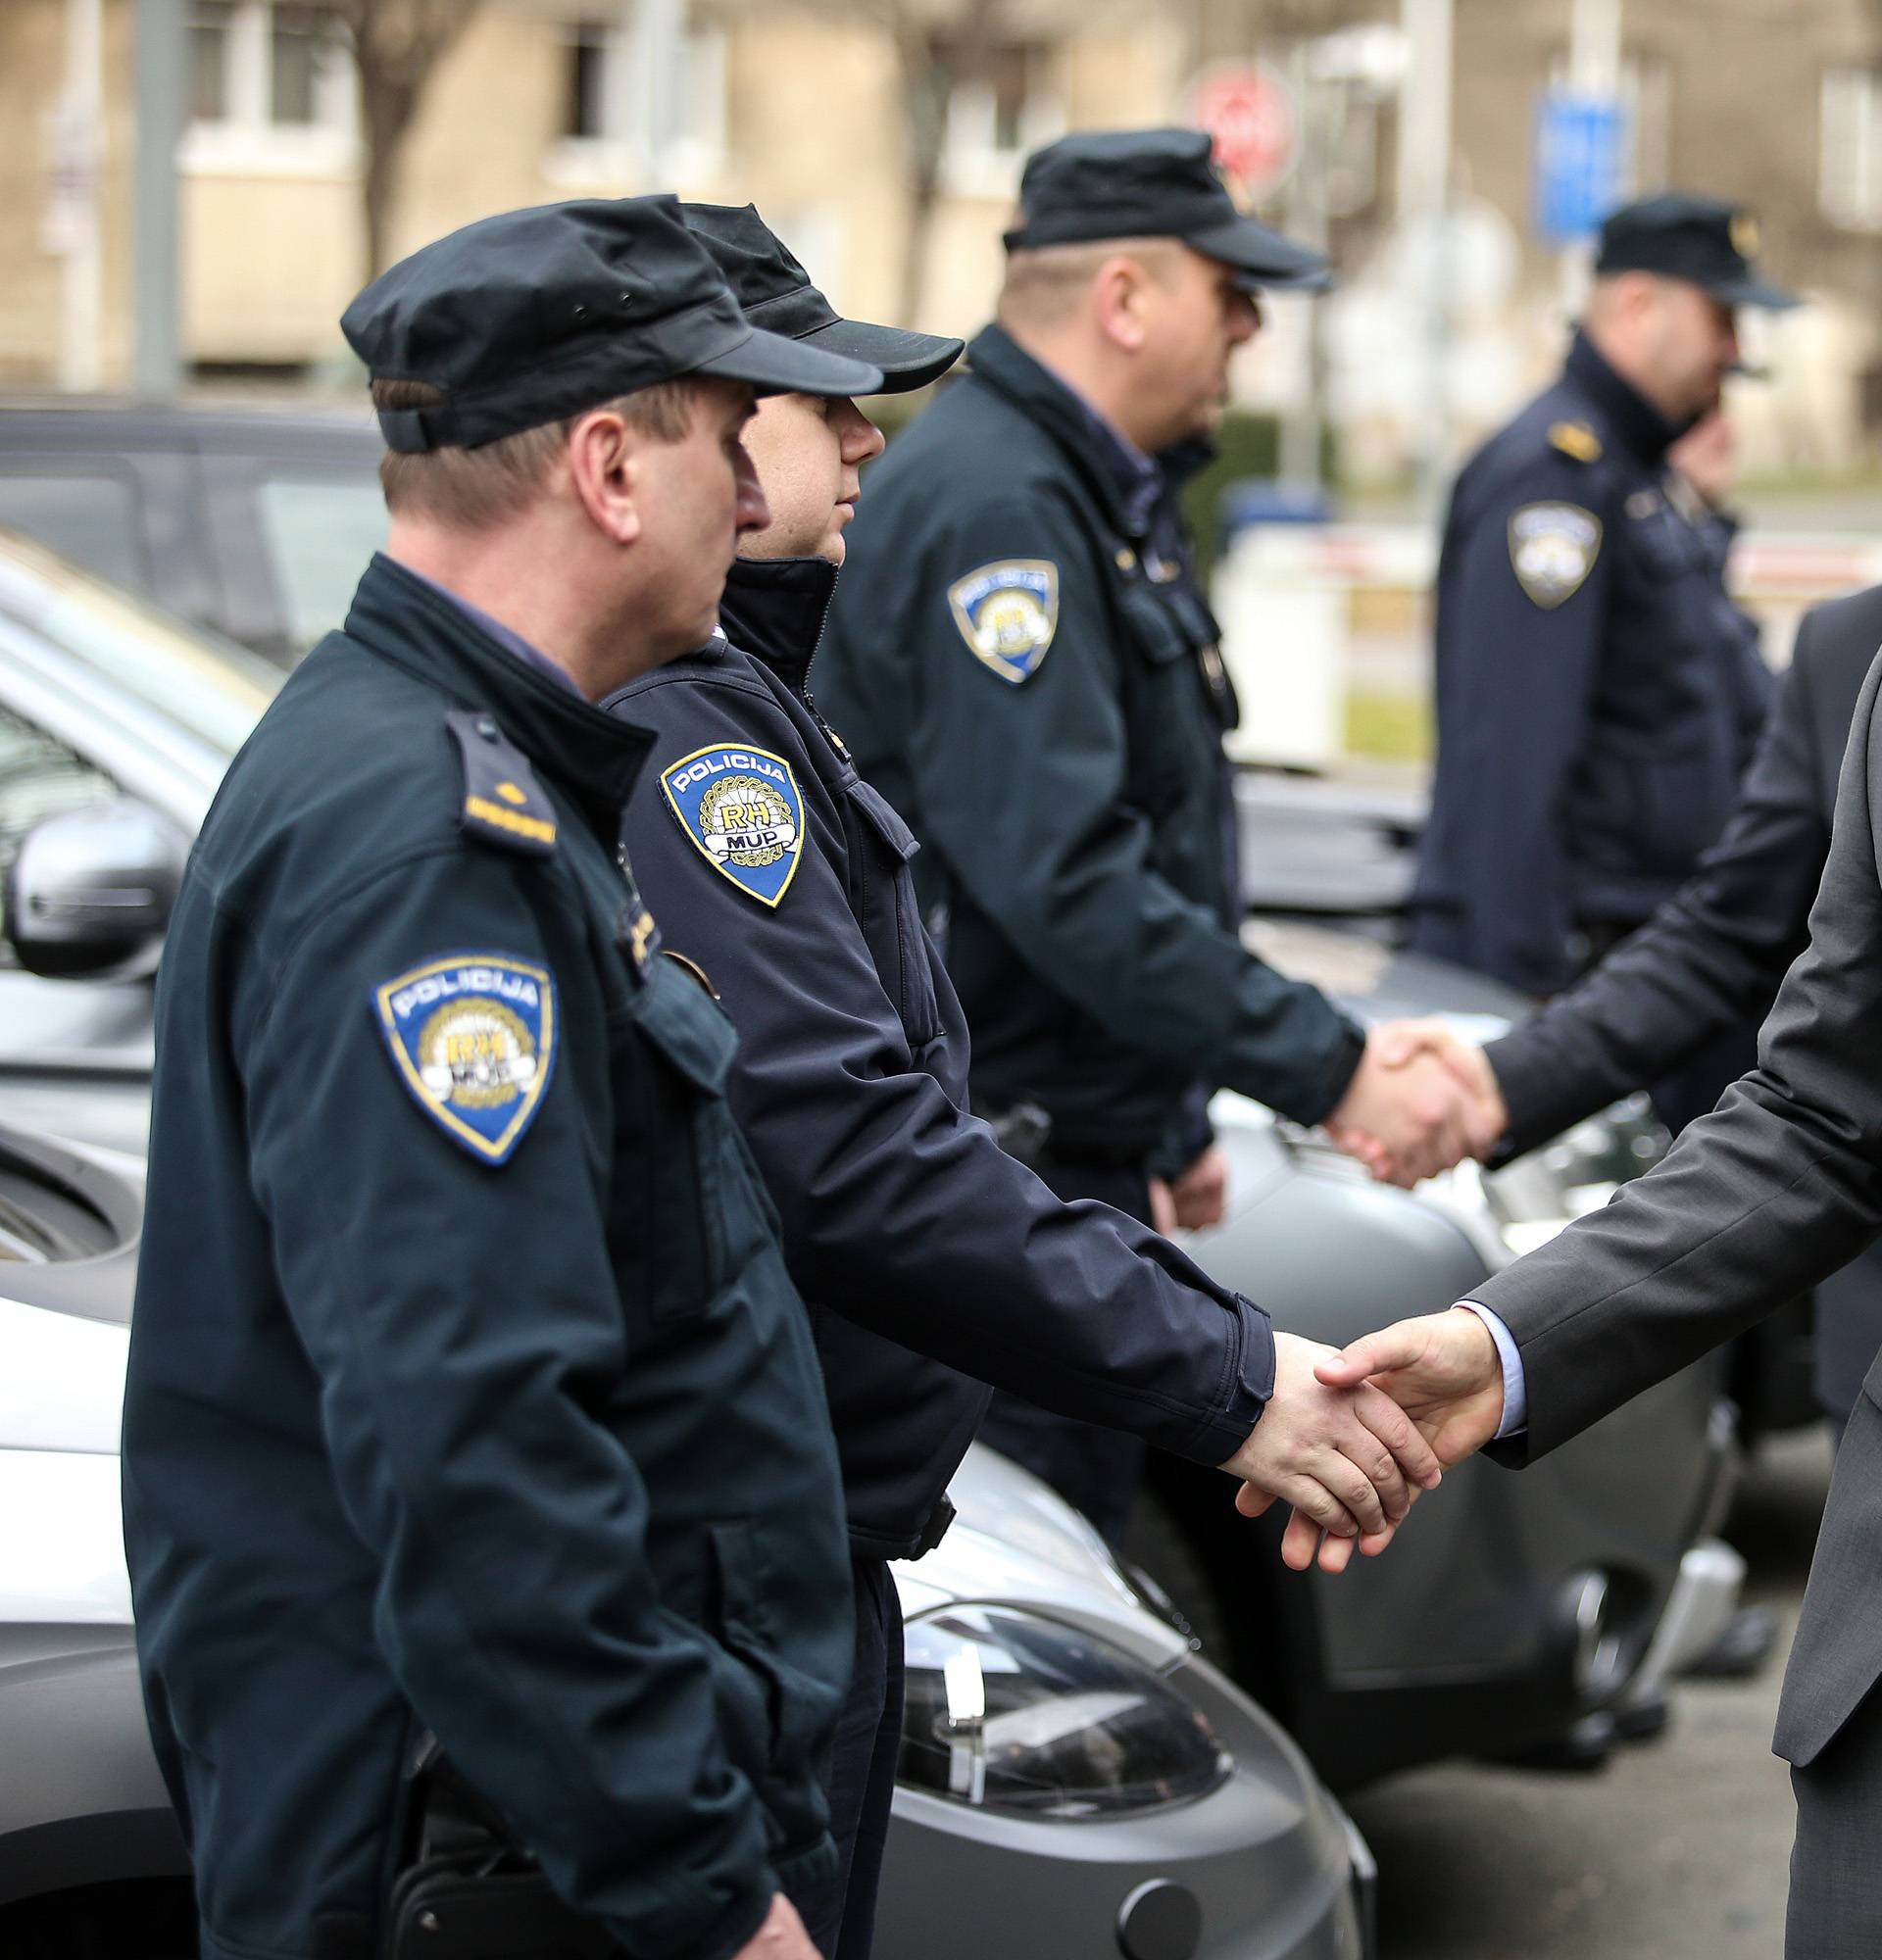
top-left (1460, 1301), bottom-right (1526, 1438)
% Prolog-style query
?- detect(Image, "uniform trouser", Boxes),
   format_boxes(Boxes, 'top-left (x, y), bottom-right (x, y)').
top-left (974, 1154), bottom-right (1154, 1547)
top-left (798, 1555), bottom-right (904, 1960)
top-left (1788, 1682), bottom-right (1882, 1957)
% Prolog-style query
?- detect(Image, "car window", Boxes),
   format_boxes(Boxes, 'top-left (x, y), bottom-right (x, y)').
top-left (0, 530), bottom-right (278, 759)
top-left (253, 471), bottom-right (388, 654)
top-left (0, 470), bottom-right (144, 592)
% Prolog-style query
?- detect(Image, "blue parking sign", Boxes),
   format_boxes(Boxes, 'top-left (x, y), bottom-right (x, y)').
top-left (1534, 91), bottom-right (1627, 245)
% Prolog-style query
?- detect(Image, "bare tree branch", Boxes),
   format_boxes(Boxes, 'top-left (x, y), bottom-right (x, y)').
top-left (328, 0), bottom-right (486, 281)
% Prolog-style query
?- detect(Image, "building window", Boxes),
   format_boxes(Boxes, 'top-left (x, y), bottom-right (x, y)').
top-left (190, 0), bottom-right (236, 121)
top-left (941, 41), bottom-right (1064, 196)
top-left (1822, 67), bottom-right (1882, 230)
top-left (547, 9), bottom-right (727, 183)
top-left (565, 20), bottom-right (613, 141)
top-left (187, 1), bottom-right (353, 135)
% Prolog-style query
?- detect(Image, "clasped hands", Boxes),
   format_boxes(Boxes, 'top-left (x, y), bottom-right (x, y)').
top-left (1323, 1021), bottom-right (1510, 1188)
top-left (1226, 1310), bottom-right (1511, 1575)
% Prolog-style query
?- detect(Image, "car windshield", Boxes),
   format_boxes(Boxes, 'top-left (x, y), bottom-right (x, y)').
top-left (0, 527), bottom-right (278, 759)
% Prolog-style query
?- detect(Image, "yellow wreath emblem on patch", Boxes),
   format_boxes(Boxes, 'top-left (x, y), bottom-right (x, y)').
top-left (699, 771), bottom-right (794, 870)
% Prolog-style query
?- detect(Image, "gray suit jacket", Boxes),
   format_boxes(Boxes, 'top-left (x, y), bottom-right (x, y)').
top-left (1473, 649), bottom-right (1882, 1769)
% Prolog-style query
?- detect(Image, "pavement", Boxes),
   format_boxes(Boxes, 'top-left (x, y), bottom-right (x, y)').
top-left (1349, 1424), bottom-right (1834, 1960)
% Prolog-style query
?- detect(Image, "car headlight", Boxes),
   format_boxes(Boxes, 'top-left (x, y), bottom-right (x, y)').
top-left (1479, 1093), bottom-right (1667, 1256)
top-left (899, 1605), bottom-right (1232, 1819)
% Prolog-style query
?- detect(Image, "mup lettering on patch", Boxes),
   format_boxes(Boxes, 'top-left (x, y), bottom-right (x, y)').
top-left (1508, 503), bottom-right (1602, 611)
top-left (947, 560), bottom-right (1060, 683)
top-left (371, 954), bottom-right (556, 1164)
top-left (660, 744), bottom-right (807, 907)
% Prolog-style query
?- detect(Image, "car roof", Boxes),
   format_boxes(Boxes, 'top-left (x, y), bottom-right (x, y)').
top-left (0, 395), bottom-right (381, 461)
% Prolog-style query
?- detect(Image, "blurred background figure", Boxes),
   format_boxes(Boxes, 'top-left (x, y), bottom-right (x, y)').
top-left (1407, 196), bottom-right (1793, 1007)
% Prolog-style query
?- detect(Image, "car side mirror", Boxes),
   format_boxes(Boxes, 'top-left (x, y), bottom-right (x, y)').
top-left (3, 800), bottom-right (189, 980)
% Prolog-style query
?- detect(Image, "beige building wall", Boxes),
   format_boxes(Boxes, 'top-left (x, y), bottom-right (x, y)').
top-left (168, 2), bottom-right (1173, 373)
top-left (7, 0), bottom-right (1882, 481)
top-left (1, 0), bottom-right (137, 388)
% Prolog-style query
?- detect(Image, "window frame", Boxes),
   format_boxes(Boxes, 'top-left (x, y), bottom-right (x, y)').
top-left (181, 0), bottom-right (361, 179)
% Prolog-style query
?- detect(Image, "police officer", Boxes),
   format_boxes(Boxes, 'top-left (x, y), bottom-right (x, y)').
top-left (1409, 195), bottom-right (1797, 1011)
top-left (815, 127), bottom-right (1484, 1539)
top-left (609, 201), bottom-right (1445, 1960)
top-left (121, 197), bottom-right (891, 1960)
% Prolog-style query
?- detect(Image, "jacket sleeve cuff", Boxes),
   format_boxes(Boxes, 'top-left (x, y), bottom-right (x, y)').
top-left (626, 1861), bottom-right (782, 1960)
top-left (1178, 1292), bottom-right (1273, 1466)
top-left (1480, 1027), bottom-right (1574, 1163)
top-left (1290, 1018), bottom-right (1368, 1129)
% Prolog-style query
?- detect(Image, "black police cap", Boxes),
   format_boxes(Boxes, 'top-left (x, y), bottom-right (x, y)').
top-left (1595, 193), bottom-right (1800, 310)
top-left (1002, 126), bottom-right (1331, 292)
top-left (682, 203), bottom-right (964, 394)
top-left (341, 195), bottom-right (885, 455)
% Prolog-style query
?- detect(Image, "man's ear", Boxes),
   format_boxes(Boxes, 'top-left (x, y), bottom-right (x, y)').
top-left (1093, 254), bottom-right (1151, 354)
top-left (566, 409), bottom-right (644, 546)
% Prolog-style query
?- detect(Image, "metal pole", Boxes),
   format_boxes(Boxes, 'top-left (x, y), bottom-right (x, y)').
top-left (1280, 41), bottom-right (1324, 491)
top-left (55, 0), bottom-right (104, 392)
top-left (133, 0), bottom-right (186, 396)
top-left (1398, 0), bottom-right (1453, 505)
top-left (1560, 0), bottom-right (1622, 323)
top-left (1568, 0), bottom-right (1622, 92)
top-left (634, 0), bottom-right (683, 181)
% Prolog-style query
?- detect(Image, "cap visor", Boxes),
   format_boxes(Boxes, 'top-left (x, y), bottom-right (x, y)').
top-left (800, 318), bottom-right (965, 393)
top-left (693, 324), bottom-right (883, 398)
top-left (1708, 274), bottom-right (1804, 312)
top-left (1186, 215), bottom-right (1332, 292)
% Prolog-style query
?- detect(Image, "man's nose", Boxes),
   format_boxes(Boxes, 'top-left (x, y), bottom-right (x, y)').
top-left (734, 449), bottom-right (770, 533)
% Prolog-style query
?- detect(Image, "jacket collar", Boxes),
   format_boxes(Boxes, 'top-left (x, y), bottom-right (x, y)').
top-left (1564, 329), bottom-right (1682, 465)
top-left (966, 322), bottom-right (1158, 538)
top-left (342, 553), bottom-right (656, 839)
top-left (717, 555), bottom-right (839, 695)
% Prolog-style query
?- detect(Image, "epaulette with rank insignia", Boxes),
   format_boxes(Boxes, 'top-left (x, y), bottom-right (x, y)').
top-left (1548, 420), bottom-right (1604, 464)
top-left (445, 709), bottom-right (558, 857)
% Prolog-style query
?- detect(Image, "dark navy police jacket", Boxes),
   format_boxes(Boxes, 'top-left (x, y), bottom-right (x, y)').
top-left (816, 324), bottom-right (1365, 1165)
top-left (1410, 331), bottom-right (1772, 996)
top-left (122, 555), bottom-right (851, 1960)
top-left (608, 556), bottom-right (1279, 1560)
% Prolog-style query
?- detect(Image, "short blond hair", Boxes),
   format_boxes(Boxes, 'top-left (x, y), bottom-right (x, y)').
top-left (371, 377), bottom-right (703, 528)
top-left (996, 236), bottom-right (1189, 330)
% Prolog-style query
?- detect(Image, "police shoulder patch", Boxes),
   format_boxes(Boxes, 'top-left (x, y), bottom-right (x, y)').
top-left (947, 560), bottom-right (1060, 684)
top-left (659, 744), bottom-right (806, 907)
top-left (1548, 419), bottom-right (1603, 464)
top-left (1508, 503), bottom-right (1603, 611)
top-left (371, 954), bottom-right (556, 1164)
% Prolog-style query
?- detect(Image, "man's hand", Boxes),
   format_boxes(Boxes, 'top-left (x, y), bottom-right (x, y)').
top-left (1169, 1145), bottom-right (1230, 1230)
top-left (1148, 1176), bottom-right (1178, 1236)
top-left (731, 1893), bottom-right (820, 1960)
top-left (1371, 1018), bottom-right (1509, 1144)
top-left (1324, 1030), bottom-right (1495, 1186)
top-left (1221, 1332), bottom-right (1444, 1576)
top-left (1313, 1306), bottom-right (1507, 1468)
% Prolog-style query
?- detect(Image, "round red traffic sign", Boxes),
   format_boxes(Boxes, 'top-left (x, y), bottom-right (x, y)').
top-left (1191, 63), bottom-right (1296, 192)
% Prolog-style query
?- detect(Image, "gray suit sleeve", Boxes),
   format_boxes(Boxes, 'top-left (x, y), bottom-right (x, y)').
top-left (1484, 618), bottom-right (1830, 1157)
top-left (1473, 652), bottom-right (1882, 1461)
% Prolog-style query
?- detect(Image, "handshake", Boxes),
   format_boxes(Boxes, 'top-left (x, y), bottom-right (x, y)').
top-left (1323, 1020), bottom-right (1509, 1188)
top-left (1222, 1311), bottom-right (1509, 1576)
top-left (1213, 1025), bottom-right (1516, 1573)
